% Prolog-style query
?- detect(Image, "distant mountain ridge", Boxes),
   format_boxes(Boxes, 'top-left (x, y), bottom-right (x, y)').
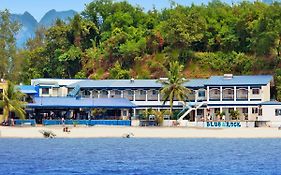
top-left (11, 9), bottom-right (77, 47)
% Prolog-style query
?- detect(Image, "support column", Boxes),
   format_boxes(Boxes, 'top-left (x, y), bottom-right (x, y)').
top-left (90, 90), bottom-right (93, 98)
top-left (195, 109), bottom-right (198, 122)
top-left (207, 86), bottom-right (209, 102)
top-left (108, 90), bottom-right (110, 98)
top-left (195, 90), bottom-right (198, 102)
top-left (234, 86), bottom-right (236, 101)
top-left (133, 108), bottom-right (136, 119)
top-left (98, 91), bottom-right (100, 98)
top-left (133, 90), bottom-right (136, 101)
top-left (145, 90), bottom-right (148, 101)
top-left (220, 86), bottom-right (223, 101)
top-left (121, 90), bottom-right (124, 98)
top-left (248, 86), bottom-right (251, 102)
top-left (158, 91), bottom-right (161, 102)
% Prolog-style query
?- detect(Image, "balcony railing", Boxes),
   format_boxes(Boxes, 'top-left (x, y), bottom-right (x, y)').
top-left (235, 88), bottom-right (248, 100)
top-left (147, 90), bottom-right (159, 101)
top-left (110, 90), bottom-right (122, 98)
top-left (99, 90), bottom-right (108, 98)
top-left (123, 90), bottom-right (134, 101)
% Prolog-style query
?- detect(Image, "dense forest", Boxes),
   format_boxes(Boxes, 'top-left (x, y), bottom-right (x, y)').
top-left (2, 0), bottom-right (281, 98)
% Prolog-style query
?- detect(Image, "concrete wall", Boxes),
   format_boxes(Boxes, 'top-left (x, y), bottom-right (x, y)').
top-left (259, 105), bottom-right (281, 122)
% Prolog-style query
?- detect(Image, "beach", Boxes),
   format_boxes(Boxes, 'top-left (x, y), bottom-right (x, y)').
top-left (1, 126), bottom-right (281, 138)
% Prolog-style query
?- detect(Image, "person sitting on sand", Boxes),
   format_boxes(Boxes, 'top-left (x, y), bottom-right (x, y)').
top-left (63, 127), bottom-right (71, 133)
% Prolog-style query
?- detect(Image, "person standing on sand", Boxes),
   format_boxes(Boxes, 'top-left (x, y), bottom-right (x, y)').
top-left (61, 117), bottom-right (65, 126)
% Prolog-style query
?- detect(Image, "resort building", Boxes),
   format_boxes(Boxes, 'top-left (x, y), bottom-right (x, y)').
top-left (2, 73), bottom-right (280, 127)
top-left (13, 74), bottom-right (280, 127)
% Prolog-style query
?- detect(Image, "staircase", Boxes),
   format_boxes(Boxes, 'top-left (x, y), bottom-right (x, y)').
top-left (177, 102), bottom-right (206, 121)
top-left (67, 85), bottom-right (80, 97)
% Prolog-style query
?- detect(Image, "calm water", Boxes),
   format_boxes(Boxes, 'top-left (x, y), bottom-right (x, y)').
top-left (0, 138), bottom-right (281, 175)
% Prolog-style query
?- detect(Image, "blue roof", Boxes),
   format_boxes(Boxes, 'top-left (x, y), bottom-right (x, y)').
top-left (27, 97), bottom-right (136, 108)
top-left (205, 75), bottom-right (273, 86)
top-left (259, 101), bottom-right (281, 105)
top-left (67, 79), bottom-right (207, 89)
top-left (18, 85), bottom-right (37, 94)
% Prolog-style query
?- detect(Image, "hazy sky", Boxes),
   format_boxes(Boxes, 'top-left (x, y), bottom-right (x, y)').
top-left (0, 0), bottom-right (248, 21)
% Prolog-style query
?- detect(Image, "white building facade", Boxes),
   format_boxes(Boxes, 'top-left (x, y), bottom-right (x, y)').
top-left (29, 74), bottom-right (277, 127)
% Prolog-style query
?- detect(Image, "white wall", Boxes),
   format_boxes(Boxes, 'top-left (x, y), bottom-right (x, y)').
top-left (259, 105), bottom-right (281, 122)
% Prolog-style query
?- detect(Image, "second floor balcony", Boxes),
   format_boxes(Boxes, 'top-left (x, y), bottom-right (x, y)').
top-left (236, 88), bottom-right (248, 100)
top-left (209, 88), bottom-right (220, 101)
top-left (135, 90), bottom-right (146, 101)
top-left (222, 88), bottom-right (234, 101)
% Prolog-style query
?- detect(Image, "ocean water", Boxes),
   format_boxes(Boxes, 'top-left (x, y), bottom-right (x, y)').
top-left (0, 138), bottom-right (281, 175)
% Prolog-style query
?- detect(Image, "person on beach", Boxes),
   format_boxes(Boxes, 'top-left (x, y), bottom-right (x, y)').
top-left (61, 117), bottom-right (65, 126)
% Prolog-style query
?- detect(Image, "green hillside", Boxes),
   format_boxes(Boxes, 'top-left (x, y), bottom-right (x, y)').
top-left (2, 0), bottom-right (281, 86)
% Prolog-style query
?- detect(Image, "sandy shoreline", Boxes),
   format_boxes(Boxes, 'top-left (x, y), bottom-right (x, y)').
top-left (1, 126), bottom-right (281, 138)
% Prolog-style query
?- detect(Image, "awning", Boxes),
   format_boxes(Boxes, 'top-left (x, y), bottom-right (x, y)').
top-left (27, 97), bottom-right (136, 109)
top-left (18, 85), bottom-right (37, 94)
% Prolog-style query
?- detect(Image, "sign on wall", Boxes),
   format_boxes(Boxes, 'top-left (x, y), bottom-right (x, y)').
top-left (206, 121), bottom-right (241, 128)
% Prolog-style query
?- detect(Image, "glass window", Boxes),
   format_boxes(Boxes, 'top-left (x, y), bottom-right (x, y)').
top-left (128, 90), bottom-right (134, 95)
top-left (101, 90), bottom-right (108, 95)
top-left (275, 109), bottom-right (281, 116)
top-left (242, 108), bottom-right (248, 114)
top-left (123, 110), bottom-right (127, 116)
top-left (84, 90), bottom-right (91, 96)
top-left (115, 90), bottom-right (121, 95)
top-left (252, 89), bottom-right (260, 95)
top-left (198, 90), bottom-right (205, 97)
top-left (258, 109), bottom-right (263, 116)
top-left (152, 90), bottom-right (158, 95)
top-left (252, 108), bottom-right (258, 114)
top-left (140, 90), bottom-right (146, 95)
top-left (42, 88), bottom-right (49, 95)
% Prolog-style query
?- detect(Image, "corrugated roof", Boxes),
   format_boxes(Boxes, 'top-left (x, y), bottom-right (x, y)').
top-left (67, 79), bottom-right (207, 89)
top-left (18, 85), bottom-right (37, 94)
top-left (259, 101), bottom-right (281, 105)
top-left (205, 75), bottom-right (273, 86)
top-left (27, 97), bottom-right (136, 108)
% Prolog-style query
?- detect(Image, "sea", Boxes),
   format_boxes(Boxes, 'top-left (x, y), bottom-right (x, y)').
top-left (0, 138), bottom-right (280, 175)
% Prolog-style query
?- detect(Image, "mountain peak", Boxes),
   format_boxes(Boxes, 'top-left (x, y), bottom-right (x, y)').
top-left (39, 9), bottom-right (76, 26)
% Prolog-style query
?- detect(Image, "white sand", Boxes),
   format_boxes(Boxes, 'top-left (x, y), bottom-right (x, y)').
top-left (1, 126), bottom-right (281, 138)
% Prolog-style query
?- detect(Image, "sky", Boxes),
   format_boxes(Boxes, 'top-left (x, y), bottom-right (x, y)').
top-left (0, 0), bottom-right (248, 22)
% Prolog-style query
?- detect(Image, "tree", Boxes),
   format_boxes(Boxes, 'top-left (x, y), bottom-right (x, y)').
top-left (0, 10), bottom-right (21, 81)
top-left (158, 61), bottom-right (191, 115)
top-left (109, 61), bottom-right (130, 79)
top-left (0, 81), bottom-right (26, 122)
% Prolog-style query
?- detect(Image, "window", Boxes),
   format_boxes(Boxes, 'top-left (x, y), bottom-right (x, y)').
top-left (128, 90), bottom-right (134, 95)
top-left (214, 89), bottom-right (220, 95)
top-left (258, 109), bottom-right (263, 116)
top-left (42, 88), bottom-right (49, 95)
top-left (101, 90), bottom-right (108, 95)
top-left (152, 90), bottom-right (158, 96)
top-left (84, 90), bottom-right (91, 96)
top-left (140, 90), bottom-right (146, 95)
top-left (115, 90), bottom-right (121, 95)
top-left (252, 89), bottom-right (260, 95)
top-left (242, 108), bottom-right (248, 114)
top-left (123, 110), bottom-right (127, 116)
top-left (227, 89), bottom-right (234, 95)
top-left (275, 109), bottom-right (281, 116)
top-left (252, 108), bottom-right (258, 114)
top-left (198, 90), bottom-right (205, 97)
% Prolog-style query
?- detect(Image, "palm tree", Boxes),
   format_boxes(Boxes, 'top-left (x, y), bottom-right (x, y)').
top-left (158, 61), bottom-right (191, 116)
top-left (0, 81), bottom-right (26, 122)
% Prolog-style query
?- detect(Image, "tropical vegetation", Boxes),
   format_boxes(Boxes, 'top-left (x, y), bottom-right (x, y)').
top-left (0, 81), bottom-right (26, 121)
top-left (158, 61), bottom-right (191, 114)
top-left (2, 0), bottom-right (281, 98)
